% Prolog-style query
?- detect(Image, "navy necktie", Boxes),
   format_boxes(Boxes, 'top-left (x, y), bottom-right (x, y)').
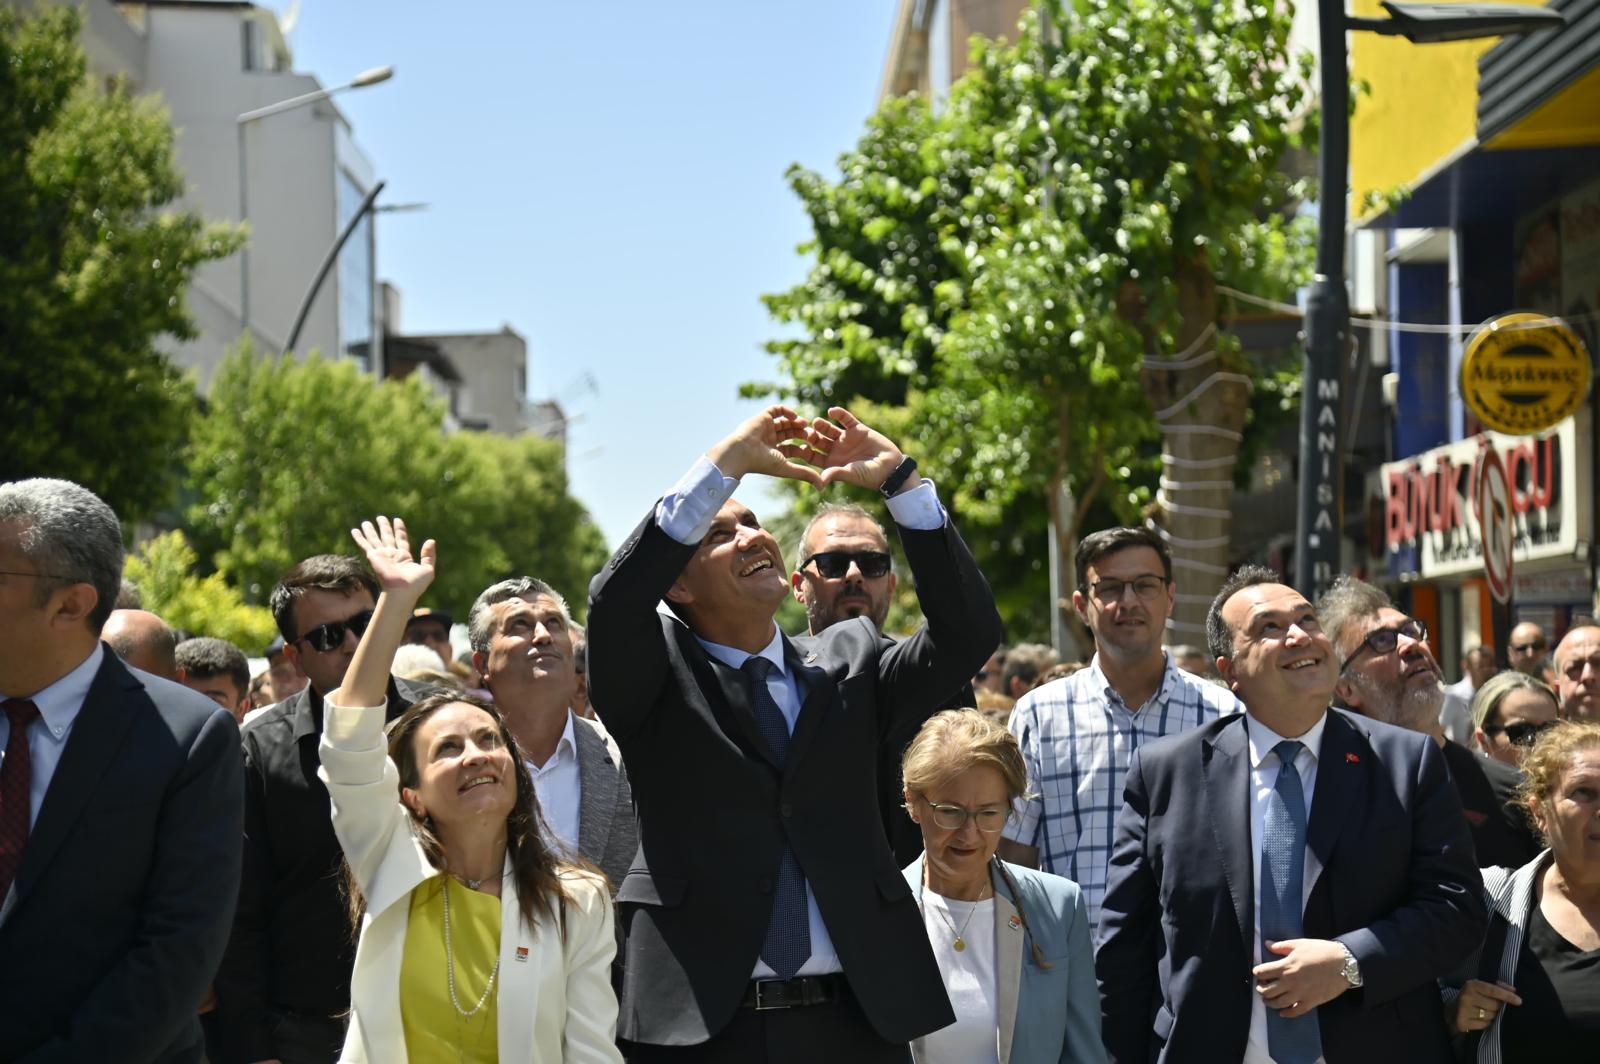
top-left (1261, 739), bottom-right (1321, 1063)
top-left (742, 656), bottom-right (810, 979)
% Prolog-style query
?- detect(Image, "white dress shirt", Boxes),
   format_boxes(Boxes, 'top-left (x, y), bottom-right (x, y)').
top-left (1244, 711), bottom-right (1328, 1064)
top-left (526, 709), bottom-right (582, 855)
top-left (0, 642), bottom-right (102, 826)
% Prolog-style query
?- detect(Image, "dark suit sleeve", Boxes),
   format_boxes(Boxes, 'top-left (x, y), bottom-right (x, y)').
top-left (1094, 748), bottom-right (1159, 1064)
top-left (1334, 736), bottom-right (1488, 1007)
top-left (22, 708), bottom-right (245, 1064)
top-left (873, 519), bottom-right (1001, 738)
top-left (587, 509), bottom-right (700, 743)
top-left (209, 730), bottom-right (274, 1062)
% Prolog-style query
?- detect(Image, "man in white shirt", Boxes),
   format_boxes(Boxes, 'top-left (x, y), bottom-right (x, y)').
top-left (466, 575), bottom-right (634, 889)
top-left (1095, 565), bottom-right (1484, 1064)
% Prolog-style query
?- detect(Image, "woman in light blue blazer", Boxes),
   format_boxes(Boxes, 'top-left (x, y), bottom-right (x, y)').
top-left (900, 709), bottom-right (1107, 1064)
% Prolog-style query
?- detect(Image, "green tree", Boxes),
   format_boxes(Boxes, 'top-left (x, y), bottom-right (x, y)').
top-left (762, 0), bottom-right (1316, 644)
top-left (124, 530), bottom-right (278, 651)
top-left (0, 6), bottom-right (242, 519)
top-left (185, 345), bottom-right (608, 619)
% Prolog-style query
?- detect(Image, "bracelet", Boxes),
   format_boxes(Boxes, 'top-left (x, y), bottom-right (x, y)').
top-left (879, 456), bottom-right (918, 498)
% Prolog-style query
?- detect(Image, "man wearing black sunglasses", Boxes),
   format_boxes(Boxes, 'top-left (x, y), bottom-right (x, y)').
top-left (213, 555), bottom-right (431, 1064)
top-left (1319, 576), bottom-right (1540, 869)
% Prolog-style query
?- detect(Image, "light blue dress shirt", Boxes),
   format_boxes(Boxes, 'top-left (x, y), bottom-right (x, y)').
top-left (0, 642), bottom-right (103, 827)
top-left (655, 454), bottom-right (945, 979)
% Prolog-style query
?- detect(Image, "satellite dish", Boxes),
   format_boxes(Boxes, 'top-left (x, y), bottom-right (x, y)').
top-left (279, 0), bottom-right (302, 36)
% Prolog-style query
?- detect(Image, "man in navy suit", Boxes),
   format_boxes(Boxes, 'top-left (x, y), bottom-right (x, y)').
top-left (0, 479), bottom-right (244, 1062)
top-left (1095, 565), bottom-right (1484, 1064)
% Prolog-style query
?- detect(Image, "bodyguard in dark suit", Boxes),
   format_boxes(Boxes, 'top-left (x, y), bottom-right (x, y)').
top-left (1095, 566), bottom-right (1485, 1064)
top-left (0, 479), bottom-right (244, 1063)
top-left (587, 406), bottom-right (1002, 1061)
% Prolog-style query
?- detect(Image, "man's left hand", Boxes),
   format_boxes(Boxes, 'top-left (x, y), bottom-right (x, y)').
top-left (809, 407), bottom-right (921, 493)
top-left (1253, 939), bottom-right (1353, 1018)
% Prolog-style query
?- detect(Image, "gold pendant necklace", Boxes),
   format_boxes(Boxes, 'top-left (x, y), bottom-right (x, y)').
top-left (919, 862), bottom-right (989, 952)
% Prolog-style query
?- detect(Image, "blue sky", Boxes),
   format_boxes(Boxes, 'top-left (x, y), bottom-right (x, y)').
top-left (286, 0), bottom-right (901, 547)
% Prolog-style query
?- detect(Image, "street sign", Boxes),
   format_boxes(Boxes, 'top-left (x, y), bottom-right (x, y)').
top-left (1460, 312), bottom-right (1591, 435)
top-left (1474, 446), bottom-right (1514, 604)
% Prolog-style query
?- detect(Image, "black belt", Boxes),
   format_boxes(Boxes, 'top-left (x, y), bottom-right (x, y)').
top-left (738, 973), bottom-right (844, 1011)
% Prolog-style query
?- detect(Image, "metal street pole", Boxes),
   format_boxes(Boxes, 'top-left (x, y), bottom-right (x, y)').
top-left (236, 66), bottom-right (394, 338)
top-left (1292, 3), bottom-right (1563, 600)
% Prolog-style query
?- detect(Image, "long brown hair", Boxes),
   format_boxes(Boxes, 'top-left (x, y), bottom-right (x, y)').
top-left (343, 692), bottom-right (573, 933)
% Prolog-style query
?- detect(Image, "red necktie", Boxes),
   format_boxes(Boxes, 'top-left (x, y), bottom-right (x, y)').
top-left (0, 699), bottom-right (40, 900)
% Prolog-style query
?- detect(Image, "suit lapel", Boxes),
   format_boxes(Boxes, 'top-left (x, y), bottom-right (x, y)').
top-left (1306, 711), bottom-right (1365, 898)
top-left (675, 624), bottom-right (783, 771)
top-left (782, 636), bottom-right (832, 777)
top-left (14, 650), bottom-right (142, 902)
top-left (574, 718), bottom-right (617, 863)
top-left (1203, 717), bottom-right (1254, 957)
top-left (992, 867), bottom-right (1022, 1064)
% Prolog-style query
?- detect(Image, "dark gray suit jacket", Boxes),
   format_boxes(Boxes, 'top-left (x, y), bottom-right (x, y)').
top-left (0, 647), bottom-right (244, 1063)
top-left (573, 713), bottom-right (636, 891)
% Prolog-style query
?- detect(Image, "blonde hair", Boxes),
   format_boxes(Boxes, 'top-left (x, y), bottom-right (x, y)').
top-left (901, 710), bottom-right (1052, 969)
top-left (901, 709), bottom-right (1029, 802)
top-left (1516, 720), bottom-right (1600, 843)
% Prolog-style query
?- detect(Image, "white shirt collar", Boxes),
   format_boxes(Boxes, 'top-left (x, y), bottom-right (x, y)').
top-left (528, 709), bottom-right (579, 772)
top-left (16, 643), bottom-right (103, 740)
top-left (1246, 709), bottom-right (1328, 770)
top-left (695, 623), bottom-right (787, 676)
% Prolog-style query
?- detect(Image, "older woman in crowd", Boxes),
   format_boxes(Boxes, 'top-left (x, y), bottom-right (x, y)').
top-left (321, 516), bottom-right (620, 1063)
top-left (1471, 670), bottom-right (1559, 767)
top-left (1444, 720), bottom-right (1600, 1060)
top-left (900, 709), bottom-right (1106, 1064)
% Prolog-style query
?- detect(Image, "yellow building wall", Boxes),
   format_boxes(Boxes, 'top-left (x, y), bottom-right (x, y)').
top-left (1349, 0), bottom-right (1548, 220)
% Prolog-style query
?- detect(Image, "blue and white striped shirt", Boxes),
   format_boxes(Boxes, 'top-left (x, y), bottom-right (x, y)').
top-left (1005, 653), bottom-right (1242, 928)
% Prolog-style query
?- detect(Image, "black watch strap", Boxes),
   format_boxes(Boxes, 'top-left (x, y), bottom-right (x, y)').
top-left (879, 456), bottom-right (918, 497)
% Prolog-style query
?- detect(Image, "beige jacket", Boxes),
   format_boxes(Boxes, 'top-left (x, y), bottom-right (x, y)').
top-left (320, 699), bottom-right (622, 1064)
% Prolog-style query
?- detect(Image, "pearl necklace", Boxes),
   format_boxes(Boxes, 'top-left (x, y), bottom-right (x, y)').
top-left (441, 877), bottom-right (501, 1018)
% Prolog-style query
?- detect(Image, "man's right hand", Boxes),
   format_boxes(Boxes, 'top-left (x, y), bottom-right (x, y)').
top-left (706, 406), bottom-right (825, 486)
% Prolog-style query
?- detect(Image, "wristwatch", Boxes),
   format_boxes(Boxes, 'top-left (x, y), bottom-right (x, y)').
top-left (1339, 944), bottom-right (1363, 988)
top-left (879, 455), bottom-right (918, 497)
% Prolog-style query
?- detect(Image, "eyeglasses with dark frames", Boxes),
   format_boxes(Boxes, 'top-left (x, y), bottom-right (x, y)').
top-left (1339, 618), bottom-right (1428, 676)
top-left (1486, 719), bottom-right (1556, 748)
top-left (297, 609), bottom-right (375, 653)
top-left (801, 550), bottom-right (892, 580)
top-left (1087, 575), bottom-right (1169, 605)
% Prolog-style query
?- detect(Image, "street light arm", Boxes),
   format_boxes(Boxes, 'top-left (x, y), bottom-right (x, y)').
top-left (283, 179), bottom-right (386, 356)
top-left (236, 66), bottom-right (395, 124)
top-left (1346, 2), bottom-right (1566, 42)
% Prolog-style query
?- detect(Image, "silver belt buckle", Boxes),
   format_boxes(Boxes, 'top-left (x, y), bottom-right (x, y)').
top-left (752, 979), bottom-right (790, 1011)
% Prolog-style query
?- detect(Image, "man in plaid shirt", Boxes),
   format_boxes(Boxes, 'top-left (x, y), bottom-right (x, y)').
top-left (999, 526), bottom-right (1241, 927)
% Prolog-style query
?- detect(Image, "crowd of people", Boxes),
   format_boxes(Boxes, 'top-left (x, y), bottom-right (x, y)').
top-left (1, 404), bottom-right (1597, 1063)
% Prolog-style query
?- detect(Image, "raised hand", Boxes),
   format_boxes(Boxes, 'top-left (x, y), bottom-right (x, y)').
top-left (350, 516), bottom-right (436, 602)
top-left (706, 405), bottom-right (826, 487)
top-left (808, 408), bottom-right (919, 492)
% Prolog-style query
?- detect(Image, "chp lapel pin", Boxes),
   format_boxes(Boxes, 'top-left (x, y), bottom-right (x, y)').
top-left (515, 946), bottom-right (530, 963)
top-left (1007, 914), bottom-right (1022, 931)
top-left (1345, 752), bottom-right (1360, 764)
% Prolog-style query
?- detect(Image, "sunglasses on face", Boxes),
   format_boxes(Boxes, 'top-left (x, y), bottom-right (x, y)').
top-left (1340, 618), bottom-right (1427, 675)
top-left (297, 609), bottom-right (374, 653)
top-left (801, 550), bottom-right (892, 580)
top-left (1490, 719), bottom-right (1556, 747)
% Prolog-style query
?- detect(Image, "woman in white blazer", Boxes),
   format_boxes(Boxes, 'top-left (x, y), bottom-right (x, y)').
top-left (321, 515), bottom-right (621, 1063)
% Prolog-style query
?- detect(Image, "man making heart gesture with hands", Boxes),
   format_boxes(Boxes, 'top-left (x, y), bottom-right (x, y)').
top-left (587, 405), bottom-right (1000, 1063)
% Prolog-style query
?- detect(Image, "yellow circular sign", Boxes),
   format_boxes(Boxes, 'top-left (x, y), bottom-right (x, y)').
top-left (1460, 312), bottom-right (1591, 435)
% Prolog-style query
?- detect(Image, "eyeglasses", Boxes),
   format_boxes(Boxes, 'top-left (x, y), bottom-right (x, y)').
top-left (297, 609), bottom-right (374, 653)
top-left (918, 796), bottom-right (1009, 833)
top-left (0, 569), bottom-right (75, 581)
top-left (801, 550), bottom-right (892, 580)
top-left (1511, 639), bottom-right (1548, 654)
top-left (1340, 618), bottom-right (1428, 676)
top-left (1488, 719), bottom-right (1556, 747)
top-left (404, 627), bottom-right (447, 645)
top-left (1087, 576), bottom-right (1169, 605)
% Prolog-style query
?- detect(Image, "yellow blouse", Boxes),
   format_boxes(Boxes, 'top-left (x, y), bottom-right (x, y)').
top-left (401, 876), bottom-right (501, 1064)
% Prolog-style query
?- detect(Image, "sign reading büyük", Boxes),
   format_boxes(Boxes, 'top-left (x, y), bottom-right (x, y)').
top-left (1460, 312), bottom-right (1591, 435)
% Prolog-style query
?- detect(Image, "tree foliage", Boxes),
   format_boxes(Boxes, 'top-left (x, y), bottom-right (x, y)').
top-left (124, 530), bottom-right (278, 651)
top-left (0, 6), bottom-right (242, 520)
top-left (185, 345), bottom-right (608, 619)
top-left (761, 0), bottom-right (1316, 642)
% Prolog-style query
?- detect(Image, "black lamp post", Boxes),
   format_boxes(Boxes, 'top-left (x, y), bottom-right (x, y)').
top-left (1293, 1), bottom-right (1564, 601)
